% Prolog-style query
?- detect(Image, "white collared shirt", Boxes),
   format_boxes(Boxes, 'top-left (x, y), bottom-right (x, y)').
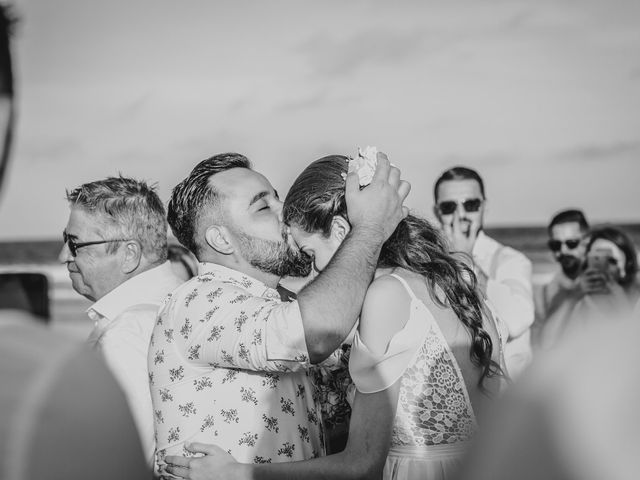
top-left (473, 231), bottom-right (534, 378)
top-left (87, 261), bottom-right (183, 465)
top-left (148, 262), bottom-right (324, 470)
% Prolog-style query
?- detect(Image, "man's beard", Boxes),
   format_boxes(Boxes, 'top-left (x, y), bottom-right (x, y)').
top-left (558, 254), bottom-right (582, 279)
top-left (234, 228), bottom-right (312, 278)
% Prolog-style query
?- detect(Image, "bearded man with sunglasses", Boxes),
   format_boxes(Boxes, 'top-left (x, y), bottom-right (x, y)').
top-left (537, 209), bottom-right (590, 313)
top-left (434, 166), bottom-right (534, 379)
top-left (535, 209), bottom-right (590, 347)
top-left (59, 176), bottom-right (184, 465)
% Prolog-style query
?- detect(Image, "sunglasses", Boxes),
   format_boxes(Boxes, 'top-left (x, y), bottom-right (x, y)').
top-left (547, 238), bottom-right (581, 252)
top-left (437, 198), bottom-right (483, 216)
top-left (63, 232), bottom-right (128, 257)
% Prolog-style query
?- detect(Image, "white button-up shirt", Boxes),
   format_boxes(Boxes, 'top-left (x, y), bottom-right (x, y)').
top-left (473, 231), bottom-right (534, 378)
top-left (148, 263), bottom-right (324, 471)
top-left (87, 261), bottom-right (183, 465)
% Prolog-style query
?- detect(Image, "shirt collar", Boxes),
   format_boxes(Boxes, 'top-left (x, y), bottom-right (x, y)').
top-left (197, 262), bottom-right (282, 301)
top-left (472, 230), bottom-right (500, 267)
top-left (88, 261), bottom-right (179, 321)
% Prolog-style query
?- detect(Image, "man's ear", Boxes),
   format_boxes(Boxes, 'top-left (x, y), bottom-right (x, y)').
top-left (330, 216), bottom-right (351, 242)
top-left (122, 240), bottom-right (142, 274)
top-left (205, 225), bottom-right (234, 255)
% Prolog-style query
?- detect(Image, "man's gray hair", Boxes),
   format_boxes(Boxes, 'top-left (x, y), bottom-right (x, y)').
top-left (66, 175), bottom-right (168, 263)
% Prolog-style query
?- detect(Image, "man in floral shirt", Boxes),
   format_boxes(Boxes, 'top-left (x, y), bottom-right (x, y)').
top-left (149, 152), bottom-right (409, 471)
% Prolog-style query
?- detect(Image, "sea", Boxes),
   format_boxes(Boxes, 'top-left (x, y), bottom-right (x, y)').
top-left (2, 224), bottom-right (639, 340)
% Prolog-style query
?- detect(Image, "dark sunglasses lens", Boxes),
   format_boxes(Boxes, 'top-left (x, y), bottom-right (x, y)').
top-left (438, 201), bottom-right (457, 215)
top-left (565, 239), bottom-right (580, 249)
top-left (548, 240), bottom-right (562, 251)
top-left (63, 234), bottom-right (77, 256)
top-left (463, 199), bottom-right (482, 212)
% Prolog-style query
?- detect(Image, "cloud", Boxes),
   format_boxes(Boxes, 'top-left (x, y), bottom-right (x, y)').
top-left (110, 93), bottom-right (152, 123)
top-left (298, 27), bottom-right (429, 77)
top-left (555, 141), bottom-right (640, 162)
top-left (438, 152), bottom-right (516, 168)
top-left (277, 89), bottom-right (329, 112)
top-left (21, 138), bottom-right (84, 164)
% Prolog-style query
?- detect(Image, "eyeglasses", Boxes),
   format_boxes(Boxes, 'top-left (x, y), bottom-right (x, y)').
top-left (437, 198), bottom-right (483, 216)
top-left (62, 232), bottom-right (129, 257)
top-left (547, 238), bottom-right (581, 252)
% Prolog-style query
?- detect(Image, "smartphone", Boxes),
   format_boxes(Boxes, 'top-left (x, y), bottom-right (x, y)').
top-left (587, 251), bottom-right (611, 273)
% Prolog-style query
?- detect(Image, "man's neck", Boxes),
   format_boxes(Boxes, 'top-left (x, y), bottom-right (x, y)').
top-left (199, 253), bottom-right (280, 288)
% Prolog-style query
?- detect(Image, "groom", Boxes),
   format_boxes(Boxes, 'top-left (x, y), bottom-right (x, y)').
top-left (149, 152), bottom-right (409, 469)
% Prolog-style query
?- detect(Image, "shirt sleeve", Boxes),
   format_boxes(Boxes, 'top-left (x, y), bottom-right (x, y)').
top-left (484, 249), bottom-right (535, 340)
top-left (160, 282), bottom-right (310, 373)
top-left (99, 306), bottom-right (157, 465)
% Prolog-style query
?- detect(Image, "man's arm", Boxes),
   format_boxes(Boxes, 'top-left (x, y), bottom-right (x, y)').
top-left (297, 155), bottom-right (410, 363)
top-left (482, 252), bottom-right (534, 339)
top-left (164, 385), bottom-right (400, 480)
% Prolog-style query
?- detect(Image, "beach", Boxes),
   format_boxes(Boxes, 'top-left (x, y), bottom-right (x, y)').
top-left (2, 223), bottom-right (639, 339)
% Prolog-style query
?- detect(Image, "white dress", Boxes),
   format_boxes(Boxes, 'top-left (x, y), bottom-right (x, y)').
top-left (350, 274), bottom-right (504, 480)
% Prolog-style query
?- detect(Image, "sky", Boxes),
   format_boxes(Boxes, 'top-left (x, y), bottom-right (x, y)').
top-left (0, 0), bottom-right (639, 240)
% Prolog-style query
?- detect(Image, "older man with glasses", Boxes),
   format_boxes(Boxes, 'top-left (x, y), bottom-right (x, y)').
top-left (433, 166), bottom-right (534, 379)
top-left (59, 176), bottom-right (184, 466)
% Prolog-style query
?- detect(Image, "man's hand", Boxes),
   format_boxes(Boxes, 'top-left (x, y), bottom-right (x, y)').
top-left (442, 208), bottom-right (478, 255)
top-left (164, 442), bottom-right (239, 480)
top-left (579, 268), bottom-right (611, 295)
top-left (345, 152), bottom-right (411, 242)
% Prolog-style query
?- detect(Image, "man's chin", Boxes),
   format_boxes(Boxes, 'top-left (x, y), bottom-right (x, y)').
top-left (560, 258), bottom-right (581, 277)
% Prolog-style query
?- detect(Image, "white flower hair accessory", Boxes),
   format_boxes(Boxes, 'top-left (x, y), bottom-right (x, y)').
top-left (341, 146), bottom-right (378, 187)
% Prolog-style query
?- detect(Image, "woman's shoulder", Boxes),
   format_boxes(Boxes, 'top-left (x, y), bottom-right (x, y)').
top-left (359, 271), bottom-right (415, 355)
top-left (366, 269), bottom-right (420, 309)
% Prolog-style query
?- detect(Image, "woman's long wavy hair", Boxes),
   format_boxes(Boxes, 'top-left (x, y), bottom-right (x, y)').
top-left (283, 155), bottom-right (503, 391)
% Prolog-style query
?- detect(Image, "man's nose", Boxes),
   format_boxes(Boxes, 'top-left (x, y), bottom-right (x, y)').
top-left (456, 202), bottom-right (468, 219)
top-left (58, 243), bottom-right (72, 263)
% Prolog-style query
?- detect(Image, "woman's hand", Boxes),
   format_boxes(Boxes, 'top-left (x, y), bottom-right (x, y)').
top-left (164, 442), bottom-right (239, 480)
top-left (579, 268), bottom-right (610, 295)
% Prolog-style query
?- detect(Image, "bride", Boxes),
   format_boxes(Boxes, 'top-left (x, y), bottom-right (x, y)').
top-left (164, 153), bottom-right (506, 480)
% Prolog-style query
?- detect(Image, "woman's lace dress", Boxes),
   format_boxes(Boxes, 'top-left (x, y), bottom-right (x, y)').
top-left (350, 274), bottom-right (503, 480)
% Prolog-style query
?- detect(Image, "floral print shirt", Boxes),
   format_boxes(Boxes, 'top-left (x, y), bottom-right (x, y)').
top-left (148, 263), bottom-right (324, 470)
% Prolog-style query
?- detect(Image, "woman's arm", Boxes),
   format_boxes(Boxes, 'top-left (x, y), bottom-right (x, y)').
top-left (165, 385), bottom-right (399, 480)
top-left (164, 275), bottom-right (413, 480)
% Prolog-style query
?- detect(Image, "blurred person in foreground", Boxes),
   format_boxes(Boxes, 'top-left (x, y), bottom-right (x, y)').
top-left (533, 209), bottom-right (590, 344)
top-left (59, 176), bottom-right (184, 464)
top-left (433, 166), bottom-right (534, 378)
top-left (163, 153), bottom-right (506, 480)
top-left (0, 5), bottom-right (150, 479)
top-left (149, 151), bottom-right (409, 472)
top-left (541, 225), bottom-right (640, 347)
top-left (456, 307), bottom-right (640, 480)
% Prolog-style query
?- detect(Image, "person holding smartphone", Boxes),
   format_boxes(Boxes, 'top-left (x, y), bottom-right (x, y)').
top-left (542, 225), bottom-right (639, 348)
top-left (534, 209), bottom-right (590, 347)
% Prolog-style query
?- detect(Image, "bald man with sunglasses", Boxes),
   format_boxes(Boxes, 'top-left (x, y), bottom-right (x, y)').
top-left (434, 166), bottom-right (534, 379)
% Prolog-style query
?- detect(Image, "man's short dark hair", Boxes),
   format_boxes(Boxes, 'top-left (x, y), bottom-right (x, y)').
top-left (548, 209), bottom-right (589, 234)
top-left (167, 153), bottom-right (251, 257)
top-left (434, 166), bottom-right (485, 200)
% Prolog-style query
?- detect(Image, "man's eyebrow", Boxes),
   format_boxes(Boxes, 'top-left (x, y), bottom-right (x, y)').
top-left (249, 191), bottom-right (269, 206)
top-left (63, 229), bottom-right (77, 239)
